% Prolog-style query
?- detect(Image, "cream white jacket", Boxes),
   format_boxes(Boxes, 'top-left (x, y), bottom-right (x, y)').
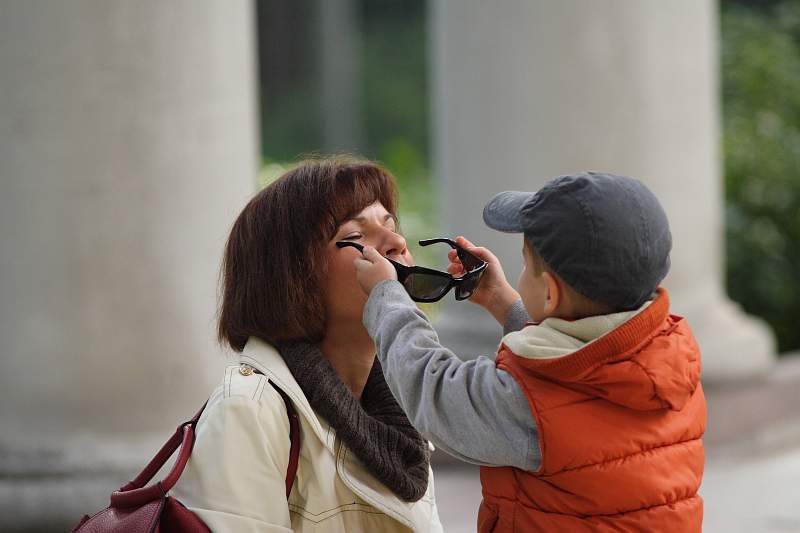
top-left (170, 337), bottom-right (443, 532)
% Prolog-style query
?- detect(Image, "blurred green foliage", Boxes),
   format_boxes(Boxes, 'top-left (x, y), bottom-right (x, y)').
top-left (722, 0), bottom-right (800, 353)
top-left (359, 1), bottom-right (440, 273)
top-left (257, 0), bottom-right (441, 315)
top-left (258, 0), bottom-right (438, 264)
top-left (361, 0), bottom-right (429, 162)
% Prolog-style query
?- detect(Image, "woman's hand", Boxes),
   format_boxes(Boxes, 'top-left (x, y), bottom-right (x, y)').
top-left (448, 236), bottom-right (520, 325)
top-left (354, 245), bottom-right (398, 295)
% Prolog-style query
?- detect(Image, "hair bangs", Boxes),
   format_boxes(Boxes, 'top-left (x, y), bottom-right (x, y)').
top-left (323, 164), bottom-right (399, 240)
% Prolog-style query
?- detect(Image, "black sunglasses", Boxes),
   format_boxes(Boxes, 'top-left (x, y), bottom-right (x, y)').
top-left (336, 238), bottom-right (488, 303)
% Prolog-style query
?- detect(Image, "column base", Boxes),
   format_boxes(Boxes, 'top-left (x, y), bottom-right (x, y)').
top-left (433, 303), bottom-right (505, 361)
top-left (671, 286), bottom-right (776, 383)
top-left (0, 432), bottom-right (165, 531)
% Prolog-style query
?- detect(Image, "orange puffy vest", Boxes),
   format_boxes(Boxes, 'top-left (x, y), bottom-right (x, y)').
top-left (478, 289), bottom-right (706, 532)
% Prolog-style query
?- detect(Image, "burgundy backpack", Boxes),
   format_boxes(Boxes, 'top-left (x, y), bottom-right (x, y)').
top-left (72, 380), bottom-right (300, 532)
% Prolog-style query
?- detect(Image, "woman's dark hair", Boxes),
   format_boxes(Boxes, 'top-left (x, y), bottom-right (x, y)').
top-left (218, 158), bottom-right (399, 352)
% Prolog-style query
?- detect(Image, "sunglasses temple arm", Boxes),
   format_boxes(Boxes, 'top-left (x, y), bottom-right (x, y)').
top-left (418, 237), bottom-right (487, 271)
top-left (336, 241), bottom-right (365, 253)
top-left (418, 238), bottom-right (457, 249)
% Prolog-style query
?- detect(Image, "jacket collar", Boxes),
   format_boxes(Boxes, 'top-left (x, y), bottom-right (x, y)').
top-left (238, 337), bottom-right (334, 454)
top-left (239, 337), bottom-right (434, 529)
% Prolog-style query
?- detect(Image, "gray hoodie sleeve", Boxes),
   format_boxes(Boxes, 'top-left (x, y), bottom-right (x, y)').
top-left (503, 298), bottom-right (532, 335)
top-left (363, 280), bottom-right (540, 471)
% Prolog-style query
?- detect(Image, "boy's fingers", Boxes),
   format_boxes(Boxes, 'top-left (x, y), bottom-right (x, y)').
top-left (353, 257), bottom-right (372, 269)
top-left (448, 252), bottom-right (463, 274)
top-left (456, 235), bottom-right (477, 249)
top-left (362, 245), bottom-right (382, 263)
top-left (447, 264), bottom-right (464, 276)
top-left (456, 235), bottom-right (498, 264)
top-left (456, 235), bottom-right (486, 255)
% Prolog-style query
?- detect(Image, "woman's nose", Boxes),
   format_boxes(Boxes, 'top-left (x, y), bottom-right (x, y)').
top-left (379, 229), bottom-right (408, 259)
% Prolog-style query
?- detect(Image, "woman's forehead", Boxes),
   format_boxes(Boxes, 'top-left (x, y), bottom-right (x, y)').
top-left (343, 201), bottom-right (397, 225)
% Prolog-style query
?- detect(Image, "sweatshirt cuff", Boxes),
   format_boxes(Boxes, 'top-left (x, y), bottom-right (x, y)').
top-left (503, 299), bottom-right (531, 335)
top-left (363, 279), bottom-right (414, 335)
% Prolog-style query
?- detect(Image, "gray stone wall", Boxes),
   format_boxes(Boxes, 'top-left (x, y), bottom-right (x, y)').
top-left (430, 0), bottom-right (775, 380)
top-left (0, 1), bottom-right (258, 529)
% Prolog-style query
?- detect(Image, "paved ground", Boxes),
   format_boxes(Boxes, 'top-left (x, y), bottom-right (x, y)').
top-left (701, 447), bottom-right (800, 532)
top-left (434, 447), bottom-right (800, 532)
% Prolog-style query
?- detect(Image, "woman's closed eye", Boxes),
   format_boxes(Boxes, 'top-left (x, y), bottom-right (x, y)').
top-left (340, 233), bottom-right (362, 241)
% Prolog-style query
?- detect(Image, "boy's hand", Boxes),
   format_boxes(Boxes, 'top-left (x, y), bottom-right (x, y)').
top-left (448, 236), bottom-right (520, 325)
top-left (353, 245), bottom-right (398, 295)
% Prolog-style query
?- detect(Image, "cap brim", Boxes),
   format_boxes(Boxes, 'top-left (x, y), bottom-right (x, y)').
top-left (482, 191), bottom-right (534, 233)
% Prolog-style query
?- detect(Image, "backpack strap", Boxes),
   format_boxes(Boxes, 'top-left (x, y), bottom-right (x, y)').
top-left (250, 366), bottom-right (300, 498)
top-left (110, 370), bottom-right (301, 508)
top-left (111, 402), bottom-right (207, 508)
top-left (267, 380), bottom-right (301, 498)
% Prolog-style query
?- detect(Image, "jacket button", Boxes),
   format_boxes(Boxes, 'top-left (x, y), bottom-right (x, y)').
top-left (239, 364), bottom-right (253, 376)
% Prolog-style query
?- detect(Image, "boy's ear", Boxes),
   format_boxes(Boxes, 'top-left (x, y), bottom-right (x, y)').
top-left (542, 271), bottom-right (561, 315)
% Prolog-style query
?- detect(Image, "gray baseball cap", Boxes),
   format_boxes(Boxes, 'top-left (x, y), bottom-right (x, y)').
top-left (482, 171), bottom-right (671, 310)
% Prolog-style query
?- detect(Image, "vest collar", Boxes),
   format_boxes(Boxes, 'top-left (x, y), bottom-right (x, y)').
top-left (501, 300), bottom-right (653, 359)
top-left (500, 287), bottom-right (671, 380)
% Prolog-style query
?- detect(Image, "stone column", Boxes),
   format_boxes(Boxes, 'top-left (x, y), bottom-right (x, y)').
top-left (0, 1), bottom-right (258, 529)
top-left (317, 0), bottom-right (363, 152)
top-left (430, 0), bottom-right (775, 381)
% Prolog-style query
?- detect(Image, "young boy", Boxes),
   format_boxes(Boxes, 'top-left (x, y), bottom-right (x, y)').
top-left (353, 171), bottom-right (706, 532)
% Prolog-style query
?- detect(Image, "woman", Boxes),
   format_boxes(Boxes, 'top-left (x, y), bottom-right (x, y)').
top-left (170, 158), bottom-right (443, 532)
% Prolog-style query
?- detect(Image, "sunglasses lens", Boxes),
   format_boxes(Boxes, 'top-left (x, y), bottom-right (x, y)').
top-left (403, 273), bottom-right (451, 301)
top-left (455, 269), bottom-right (485, 300)
top-left (460, 256), bottom-right (480, 272)
top-left (455, 281), bottom-right (475, 300)
top-left (457, 248), bottom-right (486, 273)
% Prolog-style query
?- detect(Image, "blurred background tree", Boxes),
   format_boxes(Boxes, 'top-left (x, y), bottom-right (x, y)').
top-left (255, 0), bottom-right (437, 268)
top-left (722, 0), bottom-right (800, 353)
top-left (254, 0), bottom-right (800, 353)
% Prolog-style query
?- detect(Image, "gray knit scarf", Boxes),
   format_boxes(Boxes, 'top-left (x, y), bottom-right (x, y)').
top-left (276, 341), bottom-right (430, 502)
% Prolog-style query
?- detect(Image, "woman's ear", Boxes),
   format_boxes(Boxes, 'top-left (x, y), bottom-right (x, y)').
top-left (542, 271), bottom-right (561, 316)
